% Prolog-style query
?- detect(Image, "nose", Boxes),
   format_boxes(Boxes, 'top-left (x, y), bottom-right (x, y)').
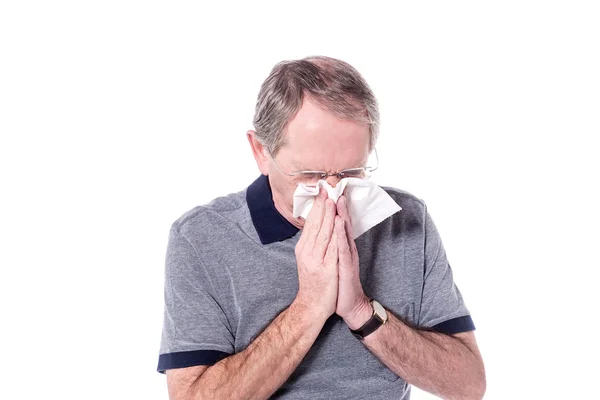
top-left (325, 174), bottom-right (342, 188)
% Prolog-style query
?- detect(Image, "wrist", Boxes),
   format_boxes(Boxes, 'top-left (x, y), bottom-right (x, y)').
top-left (343, 296), bottom-right (373, 330)
top-left (291, 296), bottom-right (331, 325)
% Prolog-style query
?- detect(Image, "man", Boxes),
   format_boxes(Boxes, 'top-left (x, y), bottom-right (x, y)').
top-left (157, 56), bottom-right (486, 399)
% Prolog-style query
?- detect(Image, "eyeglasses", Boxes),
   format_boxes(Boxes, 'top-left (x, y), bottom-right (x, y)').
top-left (268, 148), bottom-right (379, 187)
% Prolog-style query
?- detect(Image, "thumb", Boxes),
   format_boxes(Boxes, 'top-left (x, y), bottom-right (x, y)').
top-left (324, 229), bottom-right (338, 268)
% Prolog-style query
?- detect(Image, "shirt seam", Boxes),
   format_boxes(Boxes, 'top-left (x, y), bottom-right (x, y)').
top-left (173, 227), bottom-right (235, 336)
top-left (176, 191), bottom-right (247, 231)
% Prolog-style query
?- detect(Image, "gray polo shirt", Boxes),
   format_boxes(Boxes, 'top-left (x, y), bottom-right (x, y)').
top-left (157, 174), bottom-right (475, 399)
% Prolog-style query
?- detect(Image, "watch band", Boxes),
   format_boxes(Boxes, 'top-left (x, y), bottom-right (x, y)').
top-left (350, 300), bottom-right (387, 340)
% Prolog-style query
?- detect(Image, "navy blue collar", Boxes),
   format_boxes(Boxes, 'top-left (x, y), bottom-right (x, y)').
top-left (246, 175), bottom-right (300, 244)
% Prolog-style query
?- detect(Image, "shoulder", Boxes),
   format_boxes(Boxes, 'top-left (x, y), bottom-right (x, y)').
top-left (370, 185), bottom-right (433, 239)
top-left (171, 189), bottom-right (248, 235)
top-left (380, 185), bottom-right (427, 217)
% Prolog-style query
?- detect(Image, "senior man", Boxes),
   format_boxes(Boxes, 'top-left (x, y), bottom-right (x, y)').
top-left (157, 56), bottom-right (486, 399)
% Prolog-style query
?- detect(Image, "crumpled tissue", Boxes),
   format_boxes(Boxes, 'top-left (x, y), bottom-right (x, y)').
top-left (292, 178), bottom-right (402, 239)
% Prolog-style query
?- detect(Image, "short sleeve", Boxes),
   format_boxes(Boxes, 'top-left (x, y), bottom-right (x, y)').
top-left (157, 226), bottom-right (234, 373)
top-left (417, 207), bottom-right (476, 335)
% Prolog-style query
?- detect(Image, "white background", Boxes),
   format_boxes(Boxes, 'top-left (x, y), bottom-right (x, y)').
top-left (1, 1), bottom-right (598, 399)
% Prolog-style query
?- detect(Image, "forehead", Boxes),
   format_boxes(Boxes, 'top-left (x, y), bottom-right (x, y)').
top-left (282, 97), bottom-right (370, 169)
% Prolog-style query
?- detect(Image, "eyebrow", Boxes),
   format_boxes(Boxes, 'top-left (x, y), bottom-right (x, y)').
top-left (291, 161), bottom-right (329, 171)
top-left (292, 159), bottom-right (366, 172)
top-left (290, 162), bottom-right (306, 171)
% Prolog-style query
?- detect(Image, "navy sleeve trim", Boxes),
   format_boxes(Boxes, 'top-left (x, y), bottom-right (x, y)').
top-left (157, 350), bottom-right (230, 374)
top-left (430, 315), bottom-right (475, 335)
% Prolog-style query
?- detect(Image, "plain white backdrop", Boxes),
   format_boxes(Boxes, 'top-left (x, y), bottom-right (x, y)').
top-left (1, 1), bottom-right (598, 399)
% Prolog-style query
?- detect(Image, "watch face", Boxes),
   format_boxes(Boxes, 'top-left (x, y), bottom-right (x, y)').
top-left (372, 300), bottom-right (388, 321)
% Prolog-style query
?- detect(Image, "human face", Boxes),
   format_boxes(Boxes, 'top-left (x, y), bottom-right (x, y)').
top-left (267, 97), bottom-right (371, 228)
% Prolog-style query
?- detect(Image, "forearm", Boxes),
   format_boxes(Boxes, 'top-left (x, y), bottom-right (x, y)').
top-left (361, 312), bottom-right (485, 400)
top-left (193, 300), bottom-right (326, 400)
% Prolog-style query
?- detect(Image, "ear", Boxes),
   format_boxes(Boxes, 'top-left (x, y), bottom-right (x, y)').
top-left (246, 130), bottom-right (269, 176)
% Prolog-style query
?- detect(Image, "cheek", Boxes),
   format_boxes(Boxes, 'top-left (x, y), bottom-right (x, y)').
top-left (270, 175), bottom-right (297, 204)
top-left (285, 182), bottom-right (299, 203)
top-left (287, 183), bottom-right (307, 212)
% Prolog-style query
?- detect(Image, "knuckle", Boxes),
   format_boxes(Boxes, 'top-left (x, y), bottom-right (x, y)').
top-left (308, 221), bottom-right (321, 231)
top-left (327, 240), bottom-right (337, 253)
top-left (324, 200), bottom-right (334, 213)
top-left (311, 198), bottom-right (324, 210)
top-left (318, 233), bottom-right (330, 245)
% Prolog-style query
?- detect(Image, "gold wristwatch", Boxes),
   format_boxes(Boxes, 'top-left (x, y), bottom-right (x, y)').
top-left (350, 299), bottom-right (388, 340)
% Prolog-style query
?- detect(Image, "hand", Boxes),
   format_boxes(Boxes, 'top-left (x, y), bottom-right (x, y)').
top-left (334, 195), bottom-right (371, 329)
top-left (294, 188), bottom-right (339, 321)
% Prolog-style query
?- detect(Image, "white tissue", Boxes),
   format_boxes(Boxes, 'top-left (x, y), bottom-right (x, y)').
top-left (292, 178), bottom-right (402, 239)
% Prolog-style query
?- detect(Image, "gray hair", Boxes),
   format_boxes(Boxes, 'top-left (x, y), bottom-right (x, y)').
top-left (252, 55), bottom-right (380, 157)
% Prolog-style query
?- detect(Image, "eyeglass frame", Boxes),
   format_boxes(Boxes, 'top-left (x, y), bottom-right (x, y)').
top-left (267, 147), bottom-right (379, 181)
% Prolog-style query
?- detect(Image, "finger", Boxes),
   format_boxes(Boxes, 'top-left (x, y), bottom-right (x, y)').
top-left (335, 216), bottom-right (353, 266)
top-left (337, 195), bottom-right (349, 220)
top-left (324, 226), bottom-right (339, 268)
top-left (314, 198), bottom-right (336, 259)
top-left (337, 196), bottom-right (356, 245)
top-left (300, 188), bottom-right (328, 249)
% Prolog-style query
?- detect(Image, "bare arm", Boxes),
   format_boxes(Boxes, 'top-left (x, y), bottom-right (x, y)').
top-left (335, 195), bottom-right (486, 399)
top-left (167, 300), bottom-right (327, 400)
top-left (167, 190), bottom-right (340, 400)
top-left (347, 303), bottom-right (486, 400)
